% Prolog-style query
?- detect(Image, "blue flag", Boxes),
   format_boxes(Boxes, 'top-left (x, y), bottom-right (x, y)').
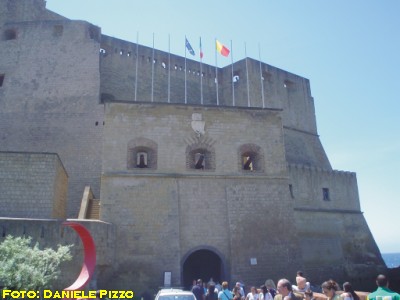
top-left (185, 38), bottom-right (195, 56)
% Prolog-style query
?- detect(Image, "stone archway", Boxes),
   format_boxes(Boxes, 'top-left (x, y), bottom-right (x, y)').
top-left (182, 248), bottom-right (224, 290)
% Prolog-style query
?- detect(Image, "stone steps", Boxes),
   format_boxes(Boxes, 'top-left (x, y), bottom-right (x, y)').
top-left (86, 199), bottom-right (100, 219)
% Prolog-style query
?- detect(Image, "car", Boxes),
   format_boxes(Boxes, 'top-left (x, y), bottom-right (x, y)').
top-left (155, 288), bottom-right (197, 300)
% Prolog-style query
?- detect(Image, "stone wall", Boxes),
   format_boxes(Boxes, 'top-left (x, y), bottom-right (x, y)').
top-left (289, 164), bottom-right (386, 290)
top-left (293, 210), bottom-right (386, 290)
top-left (100, 102), bottom-right (300, 290)
top-left (0, 14), bottom-right (104, 216)
top-left (288, 164), bottom-right (360, 211)
top-left (0, 152), bottom-right (68, 218)
top-left (284, 128), bottom-right (331, 169)
top-left (99, 35), bottom-right (319, 134)
top-left (0, 0), bottom-right (64, 29)
top-left (100, 35), bottom-right (218, 105)
top-left (0, 0), bottom-right (330, 216)
top-left (0, 0), bottom-right (388, 293)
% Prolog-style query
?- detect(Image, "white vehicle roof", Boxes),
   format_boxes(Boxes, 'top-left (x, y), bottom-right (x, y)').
top-left (156, 288), bottom-right (196, 300)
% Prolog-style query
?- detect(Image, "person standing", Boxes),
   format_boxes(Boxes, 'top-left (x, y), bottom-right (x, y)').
top-left (232, 287), bottom-right (243, 300)
top-left (206, 282), bottom-right (218, 300)
top-left (321, 280), bottom-right (340, 300)
top-left (259, 285), bottom-right (273, 300)
top-left (340, 282), bottom-right (360, 300)
top-left (245, 287), bottom-right (259, 300)
top-left (367, 275), bottom-right (400, 300)
top-left (219, 282), bottom-right (233, 300)
top-left (193, 279), bottom-right (206, 300)
top-left (292, 276), bottom-right (310, 293)
top-left (274, 279), bottom-right (302, 300)
top-left (233, 282), bottom-right (245, 299)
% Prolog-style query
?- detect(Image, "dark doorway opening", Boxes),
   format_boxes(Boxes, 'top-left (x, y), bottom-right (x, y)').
top-left (182, 249), bottom-right (223, 290)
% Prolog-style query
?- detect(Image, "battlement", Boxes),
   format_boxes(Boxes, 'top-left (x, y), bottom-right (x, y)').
top-left (287, 162), bottom-right (361, 212)
top-left (0, 0), bottom-right (66, 27)
top-left (100, 34), bottom-right (317, 133)
top-left (288, 162), bottom-right (356, 177)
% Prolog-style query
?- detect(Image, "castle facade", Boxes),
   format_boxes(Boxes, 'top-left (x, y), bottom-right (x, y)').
top-left (0, 0), bottom-right (386, 292)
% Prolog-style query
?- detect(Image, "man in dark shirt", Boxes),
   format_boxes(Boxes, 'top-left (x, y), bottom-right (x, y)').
top-left (192, 279), bottom-right (205, 300)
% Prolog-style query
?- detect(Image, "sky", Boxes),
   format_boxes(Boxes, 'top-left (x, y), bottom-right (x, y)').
top-left (46, 0), bottom-right (400, 253)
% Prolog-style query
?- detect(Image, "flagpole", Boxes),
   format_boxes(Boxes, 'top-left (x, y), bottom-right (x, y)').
top-left (245, 42), bottom-right (250, 107)
top-left (231, 40), bottom-right (235, 106)
top-left (258, 43), bottom-right (265, 108)
top-left (134, 32), bottom-right (139, 102)
top-left (185, 36), bottom-right (187, 104)
top-left (168, 34), bottom-right (171, 103)
top-left (200, 37), bottom-right (203, 105)
top-left (151, 32), bottom-right (155, 103)
top-left (215, 38), bottom-right (219, 106)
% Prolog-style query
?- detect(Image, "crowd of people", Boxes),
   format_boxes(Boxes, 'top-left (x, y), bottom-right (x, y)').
top-left (190, 274), bottom-right (400, 300)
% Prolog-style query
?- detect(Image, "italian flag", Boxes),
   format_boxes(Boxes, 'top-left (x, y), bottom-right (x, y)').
top-left (216, 40), bottom-right (230, 57)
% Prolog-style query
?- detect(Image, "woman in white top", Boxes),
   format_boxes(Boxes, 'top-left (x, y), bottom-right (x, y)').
top-left (245, 287), bottom-right (259, 300)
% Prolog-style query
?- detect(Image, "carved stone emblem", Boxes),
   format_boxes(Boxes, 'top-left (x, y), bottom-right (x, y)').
top-left (191, 113), bottom-right (205, 136)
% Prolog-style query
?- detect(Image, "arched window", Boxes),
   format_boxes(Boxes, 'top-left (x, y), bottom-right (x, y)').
top-left (239, 144), bottom-right (264, 172)
top-left (127, 138), bottom-right (157, 170)
top-left (186, 144), bottom-right (215, 171)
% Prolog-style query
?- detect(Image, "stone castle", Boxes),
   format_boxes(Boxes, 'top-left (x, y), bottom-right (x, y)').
top-left (0, 0), bottom-right (387, 292)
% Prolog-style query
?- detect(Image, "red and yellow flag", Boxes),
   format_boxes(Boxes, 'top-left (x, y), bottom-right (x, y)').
top-left (216, 40), bottom-right (230, 57)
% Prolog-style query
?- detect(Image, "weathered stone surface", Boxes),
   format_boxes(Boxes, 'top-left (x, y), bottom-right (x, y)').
top-left (0, 0), bottom-right (386, 293)
top-left (0, 152), bottom-right (68, 218)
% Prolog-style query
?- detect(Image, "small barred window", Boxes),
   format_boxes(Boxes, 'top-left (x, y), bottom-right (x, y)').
top-left (127, 138), bottom-right (157, 170)
top-left (186, 144), bottom-right (215, 171)
top-left (239, 144), bottom-right (264, 173)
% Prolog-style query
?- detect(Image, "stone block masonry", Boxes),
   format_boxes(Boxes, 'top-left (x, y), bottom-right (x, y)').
top-left (0, 152), bottom-right (68, 218)
top-left (0, 14), bottom-right (104, 217)
top-left (0, 0), bottom-right (388, 293)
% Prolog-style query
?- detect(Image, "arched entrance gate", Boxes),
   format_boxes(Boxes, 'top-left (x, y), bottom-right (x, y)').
top-left (182, 248), bottom-right (225, 290)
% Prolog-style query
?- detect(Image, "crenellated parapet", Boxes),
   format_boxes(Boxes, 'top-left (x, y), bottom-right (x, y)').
top-left (287, 162), bottom-right (360, 212)
top-left (288, 162), bottom-right (356, 176)
top-left (99, 34), bottom-right (317, 133)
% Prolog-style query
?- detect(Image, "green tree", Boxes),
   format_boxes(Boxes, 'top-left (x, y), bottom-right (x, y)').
top-left (0, 235), bottom-right (72, 290)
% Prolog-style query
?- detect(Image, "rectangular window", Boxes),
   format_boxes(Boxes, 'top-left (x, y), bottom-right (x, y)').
top-left (0, 74), bottom-right (5, 87)
top-left (323, 188), bottom-right (330, 201)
